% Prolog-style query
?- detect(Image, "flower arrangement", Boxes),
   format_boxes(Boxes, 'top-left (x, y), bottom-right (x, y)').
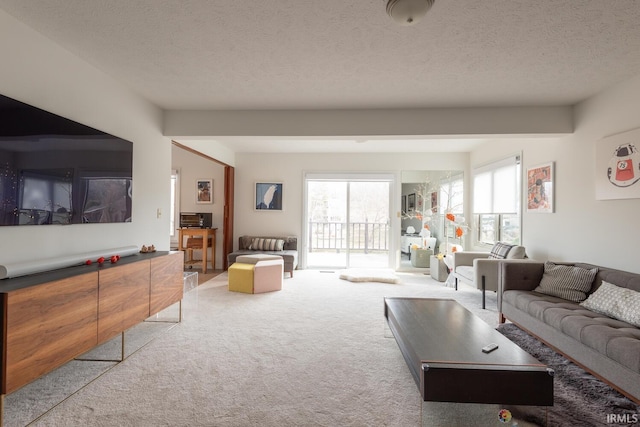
top-left (443, 212), bottom-right (470, 254)
top-left (402, 172), bottom-right (469, 254)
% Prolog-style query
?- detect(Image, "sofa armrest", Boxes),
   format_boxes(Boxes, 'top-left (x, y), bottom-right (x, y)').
top-left (499, 260), bottom-right (544, 292)
top-left (498, 260), bottom-right (544, 316)
top-left (473, 258), bottom-right (502, 292)
top-left (452, 251), bottom-right (490, 268)
top-left (471, 258), bottom-right (528, 291)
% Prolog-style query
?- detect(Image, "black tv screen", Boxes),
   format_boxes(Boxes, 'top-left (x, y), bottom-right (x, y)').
top-left (0, 94), bottom-right (133, 226)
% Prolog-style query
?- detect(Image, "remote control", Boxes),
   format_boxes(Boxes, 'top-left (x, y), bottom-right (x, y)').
top-left (482, 343), bottom-right (499, 353)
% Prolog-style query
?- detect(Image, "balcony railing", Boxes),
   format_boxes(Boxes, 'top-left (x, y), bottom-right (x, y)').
top-left (308, 221), bottom-right (389, 253)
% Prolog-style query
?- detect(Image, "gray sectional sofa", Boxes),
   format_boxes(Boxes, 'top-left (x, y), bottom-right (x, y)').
top-left (498, 261), bottom-right (640, 403)
top-left (227, 235), bottom-right (298, 277)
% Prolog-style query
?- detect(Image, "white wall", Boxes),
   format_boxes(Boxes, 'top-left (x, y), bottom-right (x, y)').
top-left (234, 152), bottom-right (468, 267)
top-left (0, 11), bottom-right (170, 265)
top-left (171, 145), bottom-right (225, 269)
top-left (471, 74), bottom-right (640, 273)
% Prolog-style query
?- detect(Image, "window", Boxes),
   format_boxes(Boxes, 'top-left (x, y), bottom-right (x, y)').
top-left (473, 155), bottom-right (521, 245)
top-left (439, 173), bottom-right (464, 214)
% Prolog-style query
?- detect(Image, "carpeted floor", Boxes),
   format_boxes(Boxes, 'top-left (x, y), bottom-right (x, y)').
top-left (497, 323), bottom-right (640, 427)
top-left (10, 270), bottom-right (638, 426)
top-left (5, 270), bottom-right (498, 427)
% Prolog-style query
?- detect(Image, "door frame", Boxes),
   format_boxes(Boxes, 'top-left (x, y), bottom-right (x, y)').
top-left (171, 141), bottom-right (234, 270)
top-left (302, 172), bottom-right (398, 269)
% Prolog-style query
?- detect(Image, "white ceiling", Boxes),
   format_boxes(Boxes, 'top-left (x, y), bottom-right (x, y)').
top-left (3, 0), bottom-right (640, 153)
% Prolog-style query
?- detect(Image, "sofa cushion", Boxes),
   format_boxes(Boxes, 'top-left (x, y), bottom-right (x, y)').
top-left (503, 289), bottom-right (640, 374)
top-left (488, 242), bottom-right (514, 259)
top-left (534, 261), bottom-right (597, 302)
top-left (580, 281), bottom-right (640, 328)
top-left (455, 265), bottom-right (474, 282)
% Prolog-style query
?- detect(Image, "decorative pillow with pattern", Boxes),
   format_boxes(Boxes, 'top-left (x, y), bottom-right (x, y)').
top-left (534, 261), bottom-right (597, 302)
top-left (580, 281), bottom-right (640, 327)
top-left (249, 238), bottom-right (285, 251)
top-left (488, 242), bottom-right (514, 259)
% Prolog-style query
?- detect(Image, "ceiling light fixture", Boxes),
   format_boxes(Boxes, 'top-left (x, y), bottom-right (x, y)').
top-left (386, 0), bottom-right (435, 26)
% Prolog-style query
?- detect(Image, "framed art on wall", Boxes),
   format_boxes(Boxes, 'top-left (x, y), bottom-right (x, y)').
top-left (595, 127), bottom-right (640, 200)
top-left (255, 182), bottom-right (283, 211)
top-left (526, 162), bottom-right (554, 213)
top-left (196, 179), bottom-right (213, 204)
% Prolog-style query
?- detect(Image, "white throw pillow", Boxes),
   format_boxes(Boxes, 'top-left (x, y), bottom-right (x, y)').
top-left (534, 261), bottom-right (597, 302)
top-left (580, 281), bottom-right (640, 327)
top-left (506, 246), bottom-right (527, 259)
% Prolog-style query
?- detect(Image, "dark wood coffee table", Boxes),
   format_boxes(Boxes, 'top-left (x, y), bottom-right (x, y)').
top-left (385, 297), bottom-right (553, 423)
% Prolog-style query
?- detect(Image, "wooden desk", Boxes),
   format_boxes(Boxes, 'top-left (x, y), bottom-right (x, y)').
top-left (178, 228), bottom-right (217, 273)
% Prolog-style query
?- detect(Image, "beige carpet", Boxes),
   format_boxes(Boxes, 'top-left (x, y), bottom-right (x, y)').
top-left (7, 270), bottom-right (498, 427)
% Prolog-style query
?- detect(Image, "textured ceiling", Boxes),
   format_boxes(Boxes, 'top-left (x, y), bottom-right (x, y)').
top-left (2, 1), bottom-right (640, 152)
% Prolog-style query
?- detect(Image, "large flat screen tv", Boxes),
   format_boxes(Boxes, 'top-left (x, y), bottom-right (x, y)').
top-left (0, 94), bottom-right (133, 226)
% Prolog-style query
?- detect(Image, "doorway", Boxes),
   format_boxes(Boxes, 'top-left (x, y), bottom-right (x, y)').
top-left (304, 174), bottom-right (393, 269)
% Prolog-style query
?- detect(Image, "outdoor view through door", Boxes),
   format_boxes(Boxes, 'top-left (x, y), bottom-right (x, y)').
top-left (306, 177), bottom-right (391, 269)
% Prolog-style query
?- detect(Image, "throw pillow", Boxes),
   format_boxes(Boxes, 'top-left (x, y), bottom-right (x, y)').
top-left (249, 237), bottom-right (263, 250)
top-left (488, 242), bottom-right (514, 259)
top-left (580, 281), bottom-right (640, 327)
top-left (506, 246), bottom-right (527, 259)
top-left (534, 261), bottom-right (597, 302)
top-left (249, 238), bottom-right (284, 251)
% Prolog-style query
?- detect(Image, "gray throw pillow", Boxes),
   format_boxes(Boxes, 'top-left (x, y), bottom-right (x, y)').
top-left (534, 261), bottom-right (597, 302)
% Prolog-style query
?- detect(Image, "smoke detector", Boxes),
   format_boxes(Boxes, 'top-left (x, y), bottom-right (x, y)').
top-left (386, 0), bottom-right (435, 26)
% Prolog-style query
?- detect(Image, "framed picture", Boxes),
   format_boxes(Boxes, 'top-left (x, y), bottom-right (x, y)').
top-left (196, 179), bottom-right (213, 204)
top-left (255, 182), bottom-right (283, 211)
top-left (402, 195), bottom-right (407, 213)
top-left (431, 191), bottom-right (438, 213)
top-left (595, 127), bottom-right (640, 200)
top-left (408, 193), bottom-right (416, 212)
top-left (526, 162), bottom-right (554, 213)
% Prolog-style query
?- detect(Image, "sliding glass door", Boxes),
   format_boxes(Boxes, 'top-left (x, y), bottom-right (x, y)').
top-left (305, 174), bottom-right (392, 269)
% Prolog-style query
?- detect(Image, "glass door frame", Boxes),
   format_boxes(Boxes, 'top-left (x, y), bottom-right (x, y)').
top-left (302, 172), bottom-right (399, 270)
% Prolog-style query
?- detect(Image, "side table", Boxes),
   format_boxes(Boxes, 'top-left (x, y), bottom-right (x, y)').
top-left (429, 255), bottom-right (449, 282)
top-left (411, 248), bottom-right (433, 268)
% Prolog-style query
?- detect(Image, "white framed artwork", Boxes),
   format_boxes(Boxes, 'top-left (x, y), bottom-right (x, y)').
top-left (595, 128), bottom-right (640, 200)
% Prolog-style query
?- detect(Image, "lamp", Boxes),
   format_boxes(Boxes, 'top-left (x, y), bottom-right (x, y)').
top-left (386, 0), bottom-right (435, 26)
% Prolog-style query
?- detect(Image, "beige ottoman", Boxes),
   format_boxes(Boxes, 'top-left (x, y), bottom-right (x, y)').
top-left (230, 254), bottom-right (284, 294)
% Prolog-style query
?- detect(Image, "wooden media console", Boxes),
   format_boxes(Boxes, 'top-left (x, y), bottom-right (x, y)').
top-left (0, 251), bottom-right (184, 423)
